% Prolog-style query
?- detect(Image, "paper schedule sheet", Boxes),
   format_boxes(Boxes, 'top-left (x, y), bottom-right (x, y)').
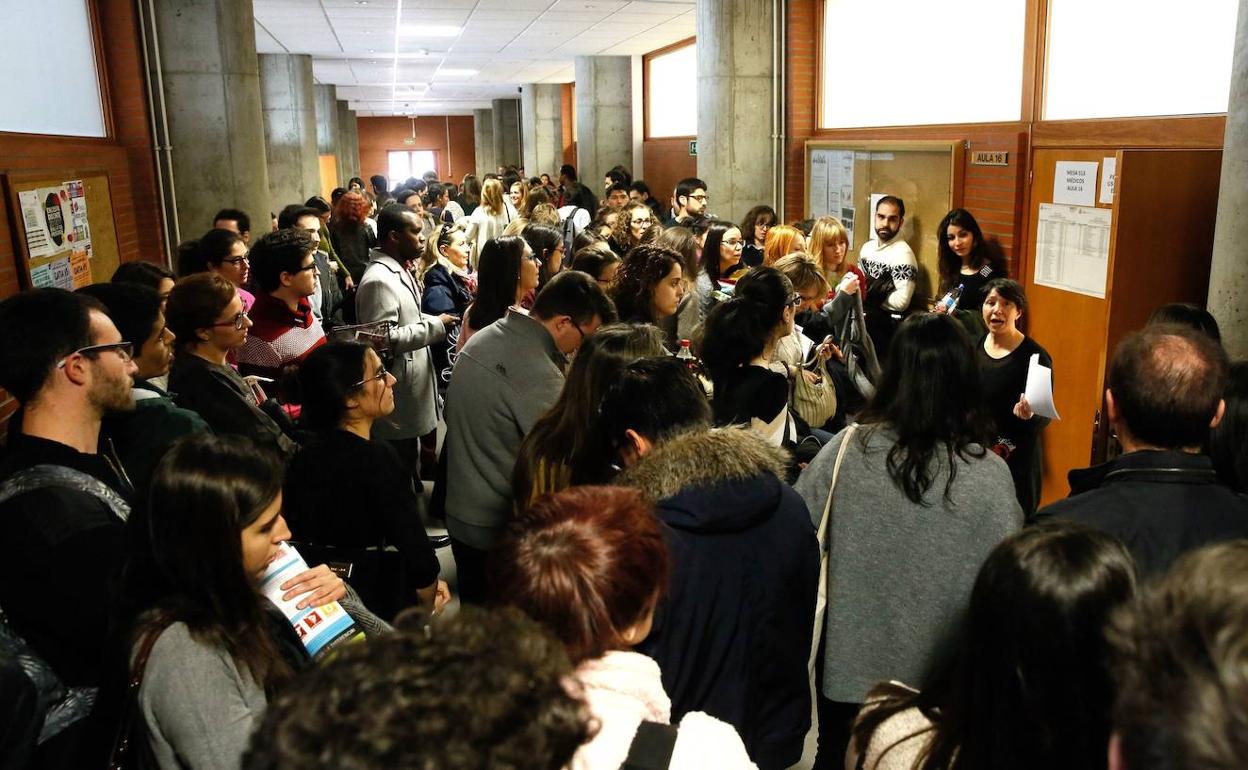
top-left (1024, 353), bottom-right (1060, 420)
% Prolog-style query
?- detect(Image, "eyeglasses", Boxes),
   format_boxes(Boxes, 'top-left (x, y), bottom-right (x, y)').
top-left (351, 364), bottom-right (389, 389)
top-left (723, 239), bottom-right (744, 249)
top-left (222, 255), bottom-right (249, 266)
top-left (631, 218), bottom-right (653, 226)
top-left (293, 262), bottom-right (318, 274)
top-left (56, 341), bottom-right (133, 369)
top-left (687, 194), bottom-right (709, 202)
top-left (212, 310), bottom-right (250, 330)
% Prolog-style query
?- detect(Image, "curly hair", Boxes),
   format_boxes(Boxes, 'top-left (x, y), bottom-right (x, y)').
top-left (242, 606), bottom-right (593, 770)
top-left (608, 244), bottom-right (683, 324)
top-left (333, 190), bottom-right (371, 226)
top-left (608, 202), bottom-right (654, 254)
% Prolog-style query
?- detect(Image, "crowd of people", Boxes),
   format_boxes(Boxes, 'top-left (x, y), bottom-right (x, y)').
top-left (1, 162), bottom-right (1248, 770)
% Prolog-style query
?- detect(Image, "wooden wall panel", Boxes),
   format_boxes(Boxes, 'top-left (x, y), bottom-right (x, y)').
top-left (641, 138), bottom-right (697, 215)
top-left (356, 116), bottom-right (476, 186)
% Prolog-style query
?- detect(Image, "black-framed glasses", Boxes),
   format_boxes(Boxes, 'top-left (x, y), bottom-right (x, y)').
top-left (212, 310), bottom-right (250, 330)
top-left (352, 364), bottom-right (389, 389)
top-left (293, 262), bottom-right (318, 274)
top-left (687, 193), bottom-right (709, 202)
top-left (221, 255), bottom-right (249, 266)
top-left (56, 341), bottom-right (133, 369)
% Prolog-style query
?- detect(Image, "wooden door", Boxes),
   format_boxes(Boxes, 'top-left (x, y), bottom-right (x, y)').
top-left (1022, 148), bottom-right (1114, 506)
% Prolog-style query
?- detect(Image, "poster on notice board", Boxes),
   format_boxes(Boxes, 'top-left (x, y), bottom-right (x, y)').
top-left (18, 180), bottom-right (93, 289)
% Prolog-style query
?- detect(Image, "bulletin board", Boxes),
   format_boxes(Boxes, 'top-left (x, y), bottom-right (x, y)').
top-left (804, 140), bottom-right (964, 303)
top-left (4, 170), bottom-right (121, 291)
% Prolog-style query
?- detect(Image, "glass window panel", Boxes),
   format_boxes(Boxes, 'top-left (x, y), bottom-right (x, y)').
top-left (648, 44), bottom-right (697, 137)
top-left (1044, 0), bottom-right (1237, 120)
top-left (821, 0), bottom-right (1026, 128)
top-left (0, 0), bottom-right (106, 137)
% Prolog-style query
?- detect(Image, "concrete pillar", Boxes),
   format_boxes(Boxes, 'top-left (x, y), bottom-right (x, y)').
top-left (314, 84), bottom-right (341, 190)
top-left (574, 56), bottom-right (633, 200)
top-left (258, 53), bottom-right (320, 209)
top-left (150, 0), bottom-right (271, 241)
top-left (336, 100), bottom-right (359, 184)
top-left (491, 98), bottom-right (522, 171)
top-left (521, 84), bottom-right (564, 180)
top-left (696, 0), bottom-right (775, 224)
top-left (1209, 0), bottom-right (1248, 358)
top-left (474, 108), bottom-right (496, 178)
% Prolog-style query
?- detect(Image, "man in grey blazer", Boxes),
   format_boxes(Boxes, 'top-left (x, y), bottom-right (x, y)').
top-left (356, 206), bottom-right (459, 478)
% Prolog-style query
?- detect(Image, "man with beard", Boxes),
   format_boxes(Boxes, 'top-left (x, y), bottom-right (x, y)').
top-left (0, 289), bottom-right (138, 764)
top-left (857, 195), bottom-right (918, 355)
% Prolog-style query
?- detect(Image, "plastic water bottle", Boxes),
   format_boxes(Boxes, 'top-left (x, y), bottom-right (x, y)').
top-left (937, 283), bottom-right (965, 313)
top-left (676, 339), bottom-right (694, 365)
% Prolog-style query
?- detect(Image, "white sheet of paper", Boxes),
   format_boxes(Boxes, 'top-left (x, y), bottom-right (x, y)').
top-left (1024, 353), bottom-right (1060, 420)
top-left (1053, 161), bottom-right (1098, 206)
top-left (1032, 203), bottom-right (1112, 298)
top-left (1099, 157), bottom-right (1116, 204)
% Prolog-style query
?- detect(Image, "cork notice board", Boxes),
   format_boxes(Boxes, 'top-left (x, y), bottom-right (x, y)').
top-left (4, 170), bottom-right (121, 291)
top-left (804, 141), bottom-right (964, 303)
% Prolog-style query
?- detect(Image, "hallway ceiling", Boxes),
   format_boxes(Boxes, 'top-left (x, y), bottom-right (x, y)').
top-left (253, 0), bottom-right (695, 116)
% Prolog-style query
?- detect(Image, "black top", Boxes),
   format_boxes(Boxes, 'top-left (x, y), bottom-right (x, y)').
top-left (1038, 450), bottom-right (1248, 578)
top-left (741, 243), bottom-right (764, 268)
top-left (330, 223), bottom-right (376, 284)
top-left (712, 366), bottom-right (788, 429)
top-left (283, 430), bottom-right (440, 592)
top-left (169, 354), bottom-right (296, 457)
top-left (0, 432), bottom-right (129, 687)
top-left (947, 263), bottom-right (999, 312)
top-left (978, 334), bottom-right (1051, 517)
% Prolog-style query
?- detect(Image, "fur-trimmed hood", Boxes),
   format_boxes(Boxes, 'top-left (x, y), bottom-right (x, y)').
top-left (616, 427), bottom-right (791, 534)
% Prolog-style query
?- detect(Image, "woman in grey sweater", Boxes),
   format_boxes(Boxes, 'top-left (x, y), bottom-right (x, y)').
top-left (119, 435), bottom-right (381, 770)
top-left (793, 313), bottom-right (1023, 769)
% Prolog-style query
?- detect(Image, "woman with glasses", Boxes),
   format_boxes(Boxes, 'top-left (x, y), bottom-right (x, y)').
top-left (283, 341), bottom-right (448, 620)
top-left (456, 236), bottom-right (538, 352)
top-left (165, 273), bottom-right (297, 457)
top-left (570, 243), bottom-right (622, 290)
top-left (175, 228), bottom-right (255, 311)
top-left (695, 220), bottom-right (747, 320)
top-left (608, 245), bottom-right (687, 348)
top-left (740, 205), bottom-right (777, 268)
top-left (607, 202), bottom-right (655, 257)
top-left (520, 223), bottom-right (566, 294)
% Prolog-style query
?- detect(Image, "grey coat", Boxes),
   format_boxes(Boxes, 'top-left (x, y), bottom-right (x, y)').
top-left (443, 309), bottom-right (565, 548)
top-left (793, 424), bottom-right (1022, 703)
top-left (355, 250), bottom-right (447, 439)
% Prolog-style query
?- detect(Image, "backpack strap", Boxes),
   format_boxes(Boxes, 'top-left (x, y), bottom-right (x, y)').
top-left (621, 720), bottom-right (679, 770)
top-left (0, 464), bottom-right (131, 522)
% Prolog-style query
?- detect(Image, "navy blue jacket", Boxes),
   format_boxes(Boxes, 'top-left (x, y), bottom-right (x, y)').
top-left (617, 427), bottom-right (818, 770)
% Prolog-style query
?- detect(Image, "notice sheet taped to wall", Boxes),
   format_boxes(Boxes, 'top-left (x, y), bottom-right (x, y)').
top-left (1033, 203), bottom-right (1111, 298)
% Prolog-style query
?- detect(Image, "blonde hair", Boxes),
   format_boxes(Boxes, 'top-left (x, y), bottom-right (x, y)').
top-left (763, 225), bottom-right (803, 267)
top-left (529, 203), bottom-right (561, 227)
top-left (807, 216), bottom-right (850, 279)
top-left (481, 178), bottom-right (506, 216)
top-left (418, 221), bottom-right (467, 278)
top-left (773, 253), bottom-right (829, 297)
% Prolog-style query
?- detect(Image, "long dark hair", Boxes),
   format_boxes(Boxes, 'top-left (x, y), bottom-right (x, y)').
top-left (858, 313), bottom-right (992, 503)
top-left (297, 341), bottom-right (371, 433)
top-left (852, 521), bottom-right (1136, 770)
top-left (936, 209), bottom-right (1007, 294)
top-left (608, 245), bottom-right (683, 324)
top-left (699, 220), bottom-right (739, 282)
top-left (656, 226), bottom-right (699, 284)
top-left (512, 324), bottom-right (667, 508)
top-left (740, 205), bottom-right (777, 247)
top-left (121, 434), bottom-right (295, 694)
top-left (699, 266), bottom-right (791, 383)
top-left (466, 236), bottom-right (526, 330)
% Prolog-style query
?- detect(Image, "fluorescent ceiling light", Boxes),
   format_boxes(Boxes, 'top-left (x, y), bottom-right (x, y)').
top-left (436, 69), bottom-right (479, 77)
top-left (400, 24), bottom-right (460, 37)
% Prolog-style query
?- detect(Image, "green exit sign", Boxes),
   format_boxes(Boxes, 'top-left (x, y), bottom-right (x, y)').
top-left (688, 140), bottom-right (697, 156)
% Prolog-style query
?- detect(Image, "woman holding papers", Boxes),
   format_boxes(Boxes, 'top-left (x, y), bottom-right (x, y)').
top-left (978, 279), bottom-right (1053, 519)
top-left (119, 434), bottom-right (380, 770)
